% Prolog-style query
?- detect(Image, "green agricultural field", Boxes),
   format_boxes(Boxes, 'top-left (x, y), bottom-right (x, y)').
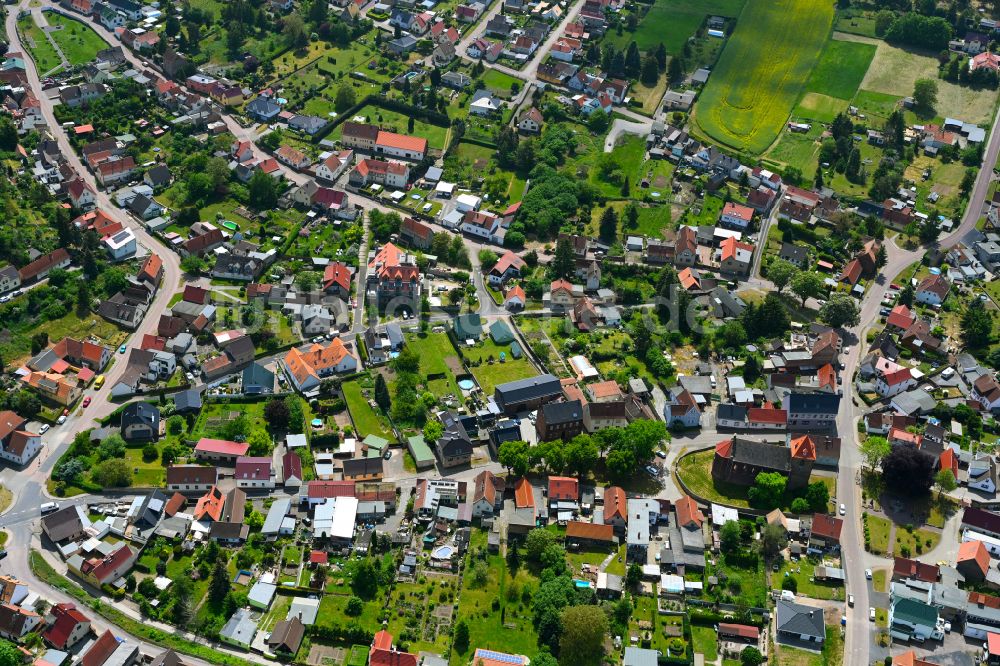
top-left (694, 0), bottom-right (834, 154)
top-left (765, 130), bottom-right (820, 173)
top-left (793, 93), bottom-right (849, 123)
top-left (608, 0), bottom-right (747, 54)
top-left (46, 12), bottom-right (108, 67)
top-left (805, 38), bottom-right (876, 101)
top-left (861, 41), bottom-right (1000, 125)
top-left (852, 89), bottom-right (902, 125)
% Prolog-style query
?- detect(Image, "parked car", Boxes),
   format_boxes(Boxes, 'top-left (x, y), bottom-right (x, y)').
top-left (56, 415), bottom-right (67, 425)
top-left (40, 502), bottom-right (59, 514)
top-left (645, 465), bottom-right (659, 477)
top-left (39, 424), bottom-right (50, 434)
top-left (869, 607), bottom-right (876, 622)
top-left (82, 396), bottom-right (91, 407)
top-left (839, 503), bottom-right (846, 515)
top-left (848, 594), bottom-right (854, 607)
top-left (118, 345), bottom-right (127, 354)
top-left (865, 569), bottom-right (873, 579)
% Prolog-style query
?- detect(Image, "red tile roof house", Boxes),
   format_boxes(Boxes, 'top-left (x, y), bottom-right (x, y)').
top-left (0, 603), bottom-right (41, 641)
top-left (717, 623), bottom-right (759, 644)
top-left (322, 261), bottom-right (353, 299)
top-left (43, 603), bottom-right (91, 650)
top-left (165, 464), bottom-right (218, 492)
top-left (548, 476), bottom-right (579, 504)
top-left (808, 513), bottom-right (843, 549)
top-left (603, 486), bottom-right (628, 533)
top-left (283, 450), bottom-right (303, 488)
top-left (915, 274), bottom-right (951, 306)
top-left (399, 217), bottom-right (434, 250)
top-left (957, 540), bottom-right (992, 582)
top-left (194, 438), bottom-right (250, 464)
top-left (72, 543), bottom-right (136, 587)
top-left (370, 631), bottom-right (418, 666)
top-left (719, 201), bottom-right (754, 230)
top-left (488, 250), bottom-right (527, 286)
top-left (892, 556), bottom-right (940, 583)
top-left (19, 248), bottom-right (70, 284)
top-left (234, 456), bottom-right (275, 490)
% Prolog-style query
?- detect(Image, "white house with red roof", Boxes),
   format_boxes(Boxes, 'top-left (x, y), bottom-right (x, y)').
top-left (194, 438), bottom-right (250, 464)
top-left (43, 603), bottom-right (91, 650)
top-left (719, 201), bottom-right (755, 230)
top-left (490, 253), bottom-right (527, 285)
top-left (71, 543), bottom-right (135, 587)
top-left (315, 149), bottom-right (354, 182)
top-left (875, 367), bottom-right (917, 398)
top-left (915, 274), bottom-right (950, 306)
top-left (376, 131), bottom-right (428, 161)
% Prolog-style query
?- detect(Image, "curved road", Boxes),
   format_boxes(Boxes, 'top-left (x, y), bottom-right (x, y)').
top-left (840, 97), bottom-right (1000, 663)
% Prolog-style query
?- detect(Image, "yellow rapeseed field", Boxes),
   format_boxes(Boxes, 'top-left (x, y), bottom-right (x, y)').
top-left (694, 0), bottom-right (835, 154)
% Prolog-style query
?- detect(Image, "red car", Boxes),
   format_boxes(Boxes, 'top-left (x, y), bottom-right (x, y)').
top-left (82, 397), bottom-right (91, 407)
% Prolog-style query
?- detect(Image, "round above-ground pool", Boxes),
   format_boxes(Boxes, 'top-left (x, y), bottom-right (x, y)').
top-left (431, 545), bottom-right (454, 560)
top-left (457, 379), bottom-right (475, 390)
top-left (311, 418), bottom-right (323, 428)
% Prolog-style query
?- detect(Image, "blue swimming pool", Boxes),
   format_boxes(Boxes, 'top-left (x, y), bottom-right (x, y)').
top-left (432, 546), bottom-right (454, 560)
top-left (458, 379), bottom-right (475, 390)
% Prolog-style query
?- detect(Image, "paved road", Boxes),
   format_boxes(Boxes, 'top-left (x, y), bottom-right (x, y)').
top-left (838, 92), bottom-right (1000, 659)
top-left (6, 1), bottom-right (183, 431)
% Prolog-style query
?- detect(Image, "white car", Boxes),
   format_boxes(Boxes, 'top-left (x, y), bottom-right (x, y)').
top-left (848, 594), bottom-right (854, 607)
top-left (839, 503), bottom-right (846, 515)
top-left (56, 415), bottom-right (67, 425)
top-left (865, 569), bottom-right (873, 580)
top-left (869, 607), bottom-right (876, 622)
top-left (39, 424), bottom-right (50, 434)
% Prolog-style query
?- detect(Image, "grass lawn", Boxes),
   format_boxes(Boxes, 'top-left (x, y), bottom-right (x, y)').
top-left (327, 103), bottom-right (449, 150)
top-left (835, 10), bottom-right (880, 37)
top-left (342, 378), bottom-right (395, 440)
top-left (45, 12), bottom-right (108, 66)
top-left (123, 446), bottom-right (167, 486)
top-left (872, 568), bottom-right (887, 593)
top-left (691, 625), bottom-right (718, 661)
top-left (565, 544), bottom-right (615, 573)
top-left (852, 89), bottom-right (902, 124)
top-left (469, 356), bottom-right (536, 395)
top-left (676, 449), bottom-right (750, 508)
top-left (406, 332), bottom-right (461, 377)
top-left (629, 596), bottom-right (686, 656)
top-left (605, 543), bottom-right (627, 576)
top-left (893, 526), bottom-right (940, 557)
top-left (318, 593), bottom-right (383, 632)
top-left (0, 488), bottom-right (12, 515)
top-left (694, 0), bottom-right (834, 153)
top-left (805, 37), bottom-right (876, 100)
top-left (866, 514), bottom-right (891, 554)
top-left (589, 200), bottom-right (672, 239)
top-left (481, 69), bottom-right (524, 99)
top-left (774, 557), bottom-right (845, 601)
top-left (17, 14), bottom-right (62, 74)
top-left (607, 0), bottom-right (747, 54)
